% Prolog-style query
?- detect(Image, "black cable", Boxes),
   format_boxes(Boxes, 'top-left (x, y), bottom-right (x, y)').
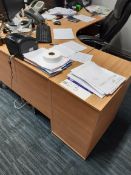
top-left (8, 54), bottom-right (27, 109)
top-left (8, 55), bottom-right (15, 89)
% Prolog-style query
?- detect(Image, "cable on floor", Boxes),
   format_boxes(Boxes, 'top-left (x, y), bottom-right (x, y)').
top-left (13, 98), bottom-right (27, 110)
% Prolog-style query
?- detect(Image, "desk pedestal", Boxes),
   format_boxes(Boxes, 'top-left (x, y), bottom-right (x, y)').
top-left (51, 81), bottom-right (129, 159)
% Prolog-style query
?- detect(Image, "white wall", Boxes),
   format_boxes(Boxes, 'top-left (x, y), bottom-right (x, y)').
top-left (92, 0), bottom-right (131, 52)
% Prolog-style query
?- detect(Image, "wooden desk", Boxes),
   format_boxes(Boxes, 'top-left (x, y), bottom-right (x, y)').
top-left (0, 9), bottom-right (131, 159)
top-left (50, 49), bottom-right (131, 158)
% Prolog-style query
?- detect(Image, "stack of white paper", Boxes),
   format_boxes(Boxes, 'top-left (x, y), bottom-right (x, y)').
top-left (67, 61), bottom-right (126, 98)
top-left (48, 7), bottom-right (77, 16)
top-left (73, 14), bottom-right (95, 23)
top-left (67, 73), bottom-right (104, 98)
top-left (24, 48), bottom-right (72, 76)
top-left (86, 5), bottom-right (111, 16)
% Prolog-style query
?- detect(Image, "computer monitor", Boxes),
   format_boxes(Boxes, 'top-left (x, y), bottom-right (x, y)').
top-left (27, 0), bottom-right (65, 10)
top-left (45, 0), bottom-right (65, 9)
top-left (0, 0), bottom-right (25, 22)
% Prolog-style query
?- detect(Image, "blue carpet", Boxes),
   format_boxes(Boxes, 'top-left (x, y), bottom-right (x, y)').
top-left (0, 85), bottom-right (131, 175)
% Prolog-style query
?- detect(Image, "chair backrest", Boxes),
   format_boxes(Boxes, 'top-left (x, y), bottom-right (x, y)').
top-left (100, 0), bottom-right (131, 42)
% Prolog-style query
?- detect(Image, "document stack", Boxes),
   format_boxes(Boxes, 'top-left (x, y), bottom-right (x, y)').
top-left (67, 61), bottom-right (126, 98)
top-left (24, 48), bottom-right (72, 76)
top-left (48, 7), bottom-right (77, 16)
top-left (86, 5), bottom-right (111, 16)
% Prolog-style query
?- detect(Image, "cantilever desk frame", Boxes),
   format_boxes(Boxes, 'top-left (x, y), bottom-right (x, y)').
top-left (0, 9), bottom-right (131, 159)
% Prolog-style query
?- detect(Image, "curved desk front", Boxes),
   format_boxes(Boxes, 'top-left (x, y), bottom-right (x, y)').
top-left (0, 9), bottom-right (131, 159)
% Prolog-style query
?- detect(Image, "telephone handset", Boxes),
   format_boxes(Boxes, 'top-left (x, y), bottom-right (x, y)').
top-left (29, 0), bottom-right (45, 13)
top-left (24, 0), bottom-right (45, 24)
top-left (24, 9), bottom-right (44, 24)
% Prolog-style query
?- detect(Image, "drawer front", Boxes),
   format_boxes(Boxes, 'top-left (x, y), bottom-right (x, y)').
top-left (51, 83), bottom-right (99, 158)
top-left (0, 52), bottom-right (11, 87)
top-left (12, 60), bottom-right (52, 119)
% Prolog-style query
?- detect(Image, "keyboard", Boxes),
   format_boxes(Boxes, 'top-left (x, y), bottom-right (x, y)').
top-left (36, 23), bottom-right (52, 43)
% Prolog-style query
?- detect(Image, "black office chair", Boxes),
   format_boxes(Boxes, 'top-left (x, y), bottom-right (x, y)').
top-left (77, 0), bottom-right (131, 55)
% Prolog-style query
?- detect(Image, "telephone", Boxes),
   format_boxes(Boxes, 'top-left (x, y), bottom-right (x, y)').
top-left (24, 0), bottom-right (45, 24)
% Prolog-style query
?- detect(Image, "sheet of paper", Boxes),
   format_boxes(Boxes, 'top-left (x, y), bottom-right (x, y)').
top-left (24, 48), bottom-right (48, 60)
top-left (60, 41), bottom-right (87, 52)
top-left (52, 45), bottom-right (76, 57)
top-left (42, 12), bottom-right (56, 20)
top-left (73, 14), bottom-right (95, 23)
top-left (52, 41), bottom-right (87, 57)
top-left (71, 61), bottom-right (126, 95)
top-left (69, 52), bottom-right (93, 63)
top-left (53, 28), bottom-right (75, 39)
top-left (60, 79), bottom-right (91, 100)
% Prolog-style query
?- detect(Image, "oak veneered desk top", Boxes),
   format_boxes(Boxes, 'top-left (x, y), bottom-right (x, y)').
top-left (0, 8), bottom-right (131, 112)
top-left (50, 49), bottom-right (131, 111)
